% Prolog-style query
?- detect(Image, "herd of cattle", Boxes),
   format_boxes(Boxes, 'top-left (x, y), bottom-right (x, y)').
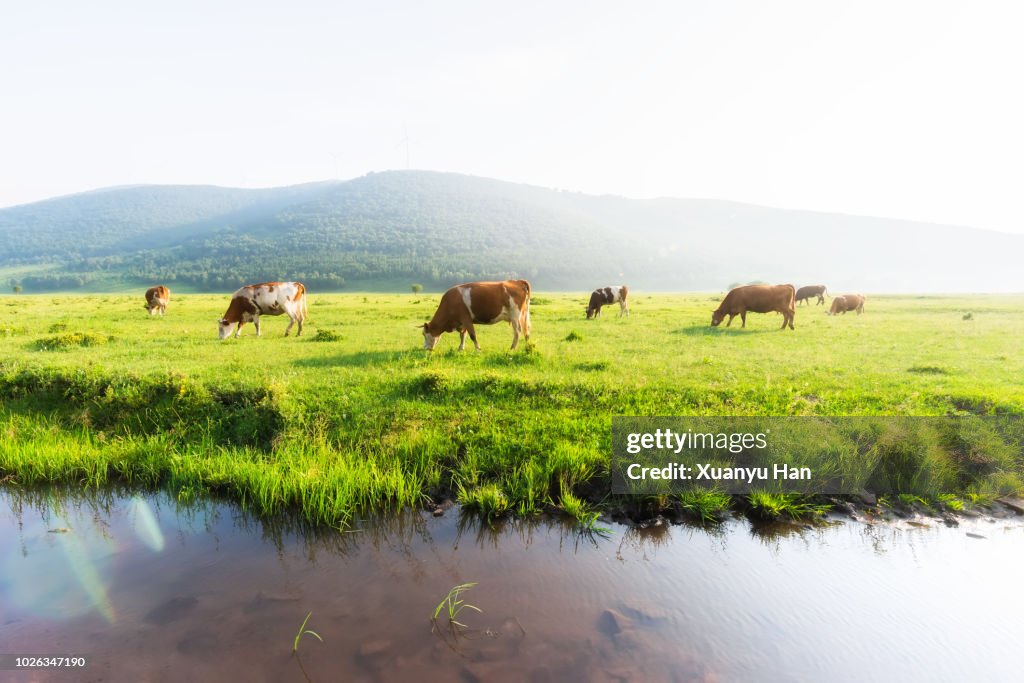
top-left (142, 279), bottom-right (865, 350)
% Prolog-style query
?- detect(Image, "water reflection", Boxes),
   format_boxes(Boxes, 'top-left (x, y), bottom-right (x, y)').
top-left (2, 486), bottom-right (1023, 682)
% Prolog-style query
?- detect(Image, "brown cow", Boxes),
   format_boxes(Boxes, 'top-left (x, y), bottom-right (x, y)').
top-left (795, 285), bottom-right (828, 306)
top-left (144, 286), bottom-right (170, 316)
top-left (218, 281), bottom-right (307, 339)
top-left (711, 284), bottom-right (796, 330)
top-left (828, 294), bottom-right (865, 315)
top-left (586, 285), bottom-right (629, 319)
top-left (421, 280), bottom-right (532, 351)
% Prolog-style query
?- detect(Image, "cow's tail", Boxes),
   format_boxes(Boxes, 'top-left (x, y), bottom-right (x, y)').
top-left (295, 282), bottom-right (308, 320)
top-left (822, 286), bottom-right (828, 298)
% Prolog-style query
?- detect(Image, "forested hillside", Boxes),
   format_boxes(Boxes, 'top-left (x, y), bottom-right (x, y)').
top-left (1, 171), bottom-right (1021, 293)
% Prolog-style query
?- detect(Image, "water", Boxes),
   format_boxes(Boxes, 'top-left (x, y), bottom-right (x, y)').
top-left (1, 489), bottom-right (1022, 682)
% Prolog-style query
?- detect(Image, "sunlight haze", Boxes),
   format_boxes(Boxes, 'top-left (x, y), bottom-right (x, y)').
top-left (2, 0), bottom-right (1023, 234)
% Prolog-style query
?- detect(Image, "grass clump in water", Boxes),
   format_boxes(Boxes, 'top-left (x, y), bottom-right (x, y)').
top-left (292, 611), bottom-right (323, 654)
top-left (559, 489), bottom-right (601, 529)
top-left (456, 482), bottom-right (510, 522)
top-left (678, 489), bottom-right (732, 523)
top-left (432, 582), bottom-right (481, 629)
top-left (746, 492), bottom-right (829, 520)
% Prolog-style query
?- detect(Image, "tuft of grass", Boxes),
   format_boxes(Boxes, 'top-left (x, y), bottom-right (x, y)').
top-left (678, 489), bottom-right (731, 523)
top-left (432, 582), bottom-right (481, 629)
top-left (962, 312), bottom-right (974, 320)
top-left (292, 611), bottom-right (323, 654)
top-left (907, 365), bottom-right (949, 375)
top-left (935, 493), bottom-right (964, 511)
top-left (456, 482), bottom-right (510, 522)
top-left (310, 328), bottom-right (342, 342)
top-left (559, 489), bottom-right (601, 528)
top-left (36, 332), bottom-right (112, 351)
top-left (746, 492), bottom-right (829, 520)
top-left (563, 331), bottom-right (583, 342)
top-left (413, 370), bottom-right (450, 394)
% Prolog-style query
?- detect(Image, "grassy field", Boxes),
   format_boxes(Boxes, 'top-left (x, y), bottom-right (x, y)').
top-left (1, 292), bottom-right (1022, 526)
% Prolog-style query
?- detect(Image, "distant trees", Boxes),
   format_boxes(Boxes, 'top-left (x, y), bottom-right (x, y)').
top-left (12, 284), bottom-right (22, 294)
top-left (411, 283), bottom-right (423, 294)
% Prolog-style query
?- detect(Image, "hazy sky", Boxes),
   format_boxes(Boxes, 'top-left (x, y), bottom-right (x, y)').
top-left (3, 1), bottom-right (1023, 233)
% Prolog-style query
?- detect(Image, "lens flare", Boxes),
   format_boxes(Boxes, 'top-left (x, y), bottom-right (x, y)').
top-left (130, 495), bottom-right (165, 552)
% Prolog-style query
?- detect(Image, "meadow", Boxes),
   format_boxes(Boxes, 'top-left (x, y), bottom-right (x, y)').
top-left (1, 291), bottom-right (1022, 527)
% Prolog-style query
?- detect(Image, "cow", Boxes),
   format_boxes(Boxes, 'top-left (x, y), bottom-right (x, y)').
top-left (421, 280), bottom-right (531, 351)
top-left (217, 281), bottom-right (307, 339)
top-left (795, 285), bottom-right (828, 306)
top-left (144, 286), bottom-right (170, 316)
top-left (586, 285), bottom-right (629, 319)
top-left (828, 294), bottom-right (866, 315)
top-left (711, 284), bottom-right (796, 330)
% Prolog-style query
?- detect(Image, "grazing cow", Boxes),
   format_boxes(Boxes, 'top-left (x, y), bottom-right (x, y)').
top-left (795, 285), bottom-right (828, 306)
top-left (144, 286), bottom-right (170, 316)
top-left (586, 285), bottom-right (629, 319)
top-left (828, 294), bottom-right (866, 315)
top-left (711, 284), bottom-right (796, 330)
top-left (421, 280), bottom-right (531, 351)
top-left (217, 281), bottom-right (307, 339)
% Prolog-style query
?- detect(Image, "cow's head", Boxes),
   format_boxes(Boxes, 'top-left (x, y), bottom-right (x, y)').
top-left (585, 306), bottom-right (596, 319)
top-left (710, 309), bottom-right (725, 327)
top-left (217, 318), bottom-right (233, 339)
top-left (421, 322), bottom-right (440, 350)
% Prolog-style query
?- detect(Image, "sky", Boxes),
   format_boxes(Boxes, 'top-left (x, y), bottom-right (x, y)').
top-left (2, 0), bottom-right (1023, 234)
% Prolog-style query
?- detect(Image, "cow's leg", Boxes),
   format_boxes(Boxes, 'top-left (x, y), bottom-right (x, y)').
top-left (284, 315), bottom-right (295, 337)
top-left (457, 328), bottom-right (468, 351)
top-left (466, 323), bottom-right (481, 351)
top-left (234, 321), bottom-right (245, 338)
top-left (741, 311), bottom-right (747, 328)
top-left (619, 301), bottom-right (627, 318)
top-left (524, 308), bottom-right (531, 338)
top-left (296, 315), bottom-right (303, 336)
top-left (726, 314), bottom-right (735, 327)
top-left (509, 319), bottom-right (521, 350)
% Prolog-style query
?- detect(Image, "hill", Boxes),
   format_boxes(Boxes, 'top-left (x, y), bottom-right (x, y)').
top-left (0, 171), bottom-right (1021, 292)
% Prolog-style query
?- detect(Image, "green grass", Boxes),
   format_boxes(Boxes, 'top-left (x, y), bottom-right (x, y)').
top-left (678, 489), bottom-right (732, 523)
top-left (1, 292), bottom-right (1023, 526)
top-left (432, 583), bottom-right (481, 630)
top-left (746, 492), bottom-right (831, 520)
top-left (292, 611), bottom-right (323, 654)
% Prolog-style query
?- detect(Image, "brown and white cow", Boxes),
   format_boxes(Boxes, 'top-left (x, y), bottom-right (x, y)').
top-left (586, 285), bottom-right (629, 319)
top-left (421, 280), bottom-right (531, 351)
top-left (217, 282), bottom-right (307, 339)
top-left (711, 284), bottom-right (796, 330)
top-left (795, 284), bottom-right (828, 306)
top-left (828, 294), bottom-right (865, 315)
top-left (144, 286), bottom-right (170, 316)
